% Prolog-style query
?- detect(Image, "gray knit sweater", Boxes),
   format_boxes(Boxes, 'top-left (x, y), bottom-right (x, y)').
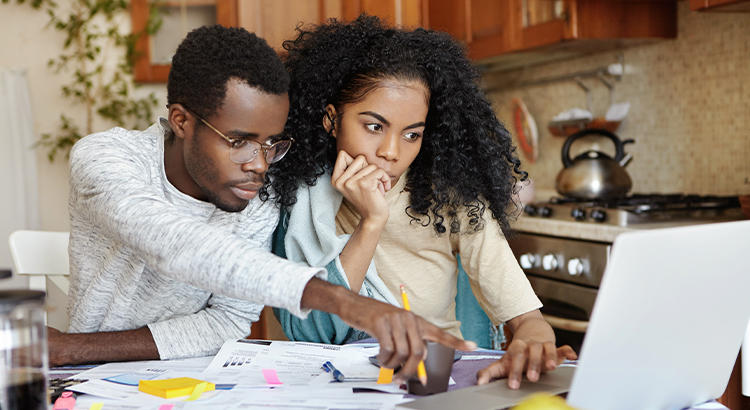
top-left (67, 119), bottom-right (324, 360)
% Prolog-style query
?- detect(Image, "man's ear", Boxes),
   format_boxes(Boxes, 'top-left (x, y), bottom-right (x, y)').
top-left (168, 104), bottom-right (190, 140)
top-left (322, 104), bottom-right (338, 138)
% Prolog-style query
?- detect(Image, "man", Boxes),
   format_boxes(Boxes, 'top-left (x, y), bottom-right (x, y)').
top-left (50, 25), bottom-right (473, 382)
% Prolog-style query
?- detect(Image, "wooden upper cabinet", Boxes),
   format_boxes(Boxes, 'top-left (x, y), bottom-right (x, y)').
top-left (341, 0), bottom-right (428, 28)
top-left (238, 0), bottom-right (427, 53)
top-left (428, 0), bottom-right (677, 68)
top-left (129, 0), bottom-right (681, 83)
top-left (690, 0), bottom-right (750, 11)
top-left (130, 0), bottom-right (430, 83)
top-left (428, 0), bottom-right (517, 55)
top-left (238, 0), bottom-right (325, 53)
top-left (131, 0), bottom-right (238, 83)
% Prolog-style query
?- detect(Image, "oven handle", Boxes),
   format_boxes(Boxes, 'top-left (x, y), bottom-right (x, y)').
top-left (542, 314), bottom-right (589, 333)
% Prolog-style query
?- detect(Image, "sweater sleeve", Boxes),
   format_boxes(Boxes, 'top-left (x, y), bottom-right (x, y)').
top-left (148, 294), bottom-right (261, 359)
top-left (271, 220), bottom-right (363, 344)
top-left (68, 129), bottom-right (325, 319)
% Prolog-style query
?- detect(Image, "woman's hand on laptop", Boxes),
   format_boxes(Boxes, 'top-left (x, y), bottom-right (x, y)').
top-left (476, 310), bottom-right (577, 389)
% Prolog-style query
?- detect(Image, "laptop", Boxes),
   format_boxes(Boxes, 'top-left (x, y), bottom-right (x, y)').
top-left (399, 220), bottom-right (750, 410)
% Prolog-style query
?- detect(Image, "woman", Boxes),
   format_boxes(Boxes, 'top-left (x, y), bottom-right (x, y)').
top-left (269, 15), bottom-right (575, 388)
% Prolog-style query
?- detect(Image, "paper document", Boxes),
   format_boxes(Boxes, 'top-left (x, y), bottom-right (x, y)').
top-left (74, 355), bottom-right (213, 381)
top-left (201, 339), bottom-right (363, 387)
top-left (61, 340), bottom-right (407, 409)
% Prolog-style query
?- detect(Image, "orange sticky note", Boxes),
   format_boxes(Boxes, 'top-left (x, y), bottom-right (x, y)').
top-left (377, 367), bottom-right (394, 384)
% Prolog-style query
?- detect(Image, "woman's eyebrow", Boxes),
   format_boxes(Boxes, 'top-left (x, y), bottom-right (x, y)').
top-left (359, 111), bottom-right (389, 126)
top-left (404, 121), bottom-right (426, 130)
top-left (359, 112), bottom-right (425, 130)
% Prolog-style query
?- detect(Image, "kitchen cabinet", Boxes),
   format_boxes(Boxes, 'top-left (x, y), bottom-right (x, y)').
top-left (238, 0), bottom-right (427, 51)
top-left (131, 0), bottom-right (238, 83)
top-left (340, 0), bottom-right (427, 28)
top-left (690, 0), bottom-right (750, 11)
top-left (131, 0), bottom-right (429, 83)
top-left (427, 0), bottom-right (677, 70)
top-left (130, 0), bottom-right (331, 83)
top-left (237, 0), bottom-right (324, 52)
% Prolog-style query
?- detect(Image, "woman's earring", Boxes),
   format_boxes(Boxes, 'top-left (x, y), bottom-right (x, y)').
top-left (325, 112), bottom-right (336, 137)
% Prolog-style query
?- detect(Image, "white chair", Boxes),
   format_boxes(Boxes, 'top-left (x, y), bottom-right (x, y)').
top-left (8, 230), bottom-right (70, 328)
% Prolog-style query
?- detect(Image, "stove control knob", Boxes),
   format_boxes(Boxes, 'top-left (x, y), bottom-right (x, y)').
top-left (523, 205), bottom-right (538, 216)
top-left (571, 208), bottom-right (587, 221)
top-left (542, 254), bottom-right (558, 271)
top-left (538, 206), bottom-right (553, 218)
top-left (591, 209), bottom-right (607, 223)
top-left (567, 258), bottom-right (586, 276)
top-left (519, 253), bottom-right (537, 269)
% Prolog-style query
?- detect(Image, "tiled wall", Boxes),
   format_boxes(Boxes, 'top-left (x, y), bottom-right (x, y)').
top-left (484, 2), bottom-right (750, 198)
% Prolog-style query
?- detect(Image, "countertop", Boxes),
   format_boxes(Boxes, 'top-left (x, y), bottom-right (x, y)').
top-left (511, 216), bottom-right (727, 243)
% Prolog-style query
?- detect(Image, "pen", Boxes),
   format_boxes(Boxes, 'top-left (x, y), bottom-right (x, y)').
top-left (323, 361), bottom-right (345, 382)
top-left (400, 285), bottom-right (428, 386)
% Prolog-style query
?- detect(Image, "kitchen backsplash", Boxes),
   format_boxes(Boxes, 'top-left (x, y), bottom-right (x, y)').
top-left (484, 1), bottom-right (749, 198)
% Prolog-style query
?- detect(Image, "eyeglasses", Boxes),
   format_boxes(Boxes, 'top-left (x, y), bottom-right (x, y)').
top-left (184, 107), bottom-right (294, 164)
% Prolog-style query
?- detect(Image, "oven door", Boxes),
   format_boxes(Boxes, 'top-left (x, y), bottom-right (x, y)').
top-left (527, 275), bottom-right (598, 352)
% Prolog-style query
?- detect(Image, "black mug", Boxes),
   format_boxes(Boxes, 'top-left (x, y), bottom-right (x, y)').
top-left (407, 342), bottom-right (455, 396)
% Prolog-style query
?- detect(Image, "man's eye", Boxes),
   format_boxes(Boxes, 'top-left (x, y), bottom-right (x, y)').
top-left (404, 132), bottom-right (422, 141)
top-left (231, 140), bottom-right (249, 149)
top-left (365, 123), bottom-right (382, 132)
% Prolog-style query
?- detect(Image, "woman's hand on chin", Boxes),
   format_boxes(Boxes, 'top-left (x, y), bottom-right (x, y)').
top-left (331, 150), bottom-right (390, 224)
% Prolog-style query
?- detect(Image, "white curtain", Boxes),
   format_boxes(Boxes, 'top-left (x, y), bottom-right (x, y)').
top-left (0, 68), bottom-right (39, 273)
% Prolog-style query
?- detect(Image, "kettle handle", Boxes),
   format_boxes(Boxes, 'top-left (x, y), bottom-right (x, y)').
top-left (561, 128), bottom-right (629, 168)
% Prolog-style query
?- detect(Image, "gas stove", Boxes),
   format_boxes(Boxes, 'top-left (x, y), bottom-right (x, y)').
top-left (513, 193), bottom-right (745, 353)
top-left (522, 194), bottom-right (744, 227)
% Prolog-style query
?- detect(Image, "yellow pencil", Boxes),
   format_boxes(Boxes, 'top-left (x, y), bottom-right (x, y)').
top-left (400, 285), bottom-right (428, 386)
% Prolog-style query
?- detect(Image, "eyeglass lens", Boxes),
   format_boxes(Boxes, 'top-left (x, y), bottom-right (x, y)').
top-left (230, 139), bottom-right (292, 164)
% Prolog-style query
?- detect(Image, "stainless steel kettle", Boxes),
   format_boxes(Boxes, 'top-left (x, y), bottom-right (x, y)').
top-left (555, 129), bottom-right (635, 200)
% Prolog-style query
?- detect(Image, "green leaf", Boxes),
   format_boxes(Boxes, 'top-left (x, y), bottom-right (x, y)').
top-left (10, 0), bottom-right (162, 161)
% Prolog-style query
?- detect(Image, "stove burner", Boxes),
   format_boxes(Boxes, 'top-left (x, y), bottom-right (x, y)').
top-left (550, 194), bottom-right (740, 212)
top-left (526, 194), bottom-right (743, 226)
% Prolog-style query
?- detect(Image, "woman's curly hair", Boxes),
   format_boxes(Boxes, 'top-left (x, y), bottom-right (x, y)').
top-left (265, 15), bottom-right (526, 235)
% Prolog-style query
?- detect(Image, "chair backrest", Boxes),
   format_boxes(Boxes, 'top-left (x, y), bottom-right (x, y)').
top-left (9, 230), bottom-right (70, 276)
top-left (8, 230), bottom-right (71, 330)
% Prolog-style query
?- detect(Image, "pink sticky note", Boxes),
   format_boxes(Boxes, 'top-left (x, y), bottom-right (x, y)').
top-left (262, 369), bottom-right (283, 385)
top-left (158, 405), bottom-right (175, 410)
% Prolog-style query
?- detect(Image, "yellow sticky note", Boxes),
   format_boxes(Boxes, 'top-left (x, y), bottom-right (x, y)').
top-left (512, 393), bottom-right (579, 410)
top-left (138, 377), bottom-right (215, 399)
top-left (377, 367), bottom-right (394, 384)
top-left (185, 381), bottom-right (208, 401)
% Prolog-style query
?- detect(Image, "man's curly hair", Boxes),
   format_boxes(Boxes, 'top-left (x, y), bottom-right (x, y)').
top-left (267, 15), bottom-right (526, 235)
top-left (167, 25), bottom-right (289, 121)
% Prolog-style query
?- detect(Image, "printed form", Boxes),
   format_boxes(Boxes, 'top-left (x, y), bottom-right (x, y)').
top-left (65, 339), bottom-right (408, 409)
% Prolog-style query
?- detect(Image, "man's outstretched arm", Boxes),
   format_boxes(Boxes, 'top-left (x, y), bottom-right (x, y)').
top-left (51, 294), bottom-right (261, 366)
top-left (300, 277), bottom-right (477, 383)
top-left (48, 327), bottom-right (159, 367)
top-left (50, 278), bottom-right (476, 376)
